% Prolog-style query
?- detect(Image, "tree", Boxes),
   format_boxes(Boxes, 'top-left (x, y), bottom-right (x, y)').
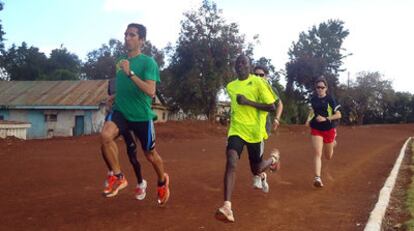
top-left (45, 46), bottom-right (81, 79)
top-left (284, 19), bottom-right (350, 124)
top-left (43, 69), bottom-right (78, 80)
top-left (286, 19), bottom-right (350, 97)
top-left (83, 39), bottom-right (124, 80)
top-left (2, 42), bottom-right (48, 80)
top-left (0, 2), bottom-right (5, 52)
top-left (0, 1), bottom-right (6, 71)
top-left (143, 40), bottom-right (165, 69)
top-left (162, 0), bottom-right (247, 119)
top-left (83, 39), bottom-right (164, 80)
top-left (386, 92), bottom-right (412, 123)
top-left (342, 72), bottom-right (393, 125)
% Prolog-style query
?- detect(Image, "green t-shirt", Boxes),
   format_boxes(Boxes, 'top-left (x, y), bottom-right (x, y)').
top-left (113, 54), bottom-right (160, 121)
top-left (226, 74), bottom-right (277, 143)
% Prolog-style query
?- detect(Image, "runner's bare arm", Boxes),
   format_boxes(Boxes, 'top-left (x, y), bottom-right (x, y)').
top-left (236, 94), bottom-right (275, 112)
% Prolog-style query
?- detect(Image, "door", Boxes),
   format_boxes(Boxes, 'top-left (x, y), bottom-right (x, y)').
top-left (74, 115), bottom-right (84, 136)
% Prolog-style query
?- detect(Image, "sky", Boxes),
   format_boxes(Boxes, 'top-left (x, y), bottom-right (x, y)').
top-left (1, 0), bottom-right (414, 93)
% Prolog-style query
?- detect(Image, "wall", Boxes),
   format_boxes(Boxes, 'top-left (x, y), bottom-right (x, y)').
top-left (0, 110), bottom-right (10, 120)
top-left (0, 123), bottom-right (31, 140)
top-left (153, 108), bottom-right (169, 123)
top-left (2, 107), bottom-right (106, 139)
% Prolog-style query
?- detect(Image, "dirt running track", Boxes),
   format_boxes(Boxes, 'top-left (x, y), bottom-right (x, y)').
top-left (1, 122), bottom-right (413, 231)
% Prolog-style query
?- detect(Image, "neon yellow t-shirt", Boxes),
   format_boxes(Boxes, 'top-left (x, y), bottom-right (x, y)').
top-left (226, 74), bottom-right (277, 143)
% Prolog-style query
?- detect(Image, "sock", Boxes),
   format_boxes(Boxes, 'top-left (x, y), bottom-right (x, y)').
top-left (158, 179), bottom-right (166, 187)
top-left (115, 173), bottom-right (124, 179)
top-left (224, 201), bottom-right (231, 209)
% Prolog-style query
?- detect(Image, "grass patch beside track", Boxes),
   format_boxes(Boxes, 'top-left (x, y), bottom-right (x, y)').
top-left (405, 140), bottom-right (414, 230)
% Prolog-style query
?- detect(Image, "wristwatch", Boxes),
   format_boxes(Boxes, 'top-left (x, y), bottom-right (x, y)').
top-left (128, 70), bottom-right (135, 78)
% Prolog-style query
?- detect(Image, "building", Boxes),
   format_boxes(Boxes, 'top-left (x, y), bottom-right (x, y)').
top-left (152, 94), bottom-right (169, 123)
top-left (0, 80), bottom-right (108, 139)
top-left (0, 80), bottom-right (170, 139)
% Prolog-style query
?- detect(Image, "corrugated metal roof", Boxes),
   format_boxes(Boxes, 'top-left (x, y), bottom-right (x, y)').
top-left (0, 80), bottom-right (108, 108)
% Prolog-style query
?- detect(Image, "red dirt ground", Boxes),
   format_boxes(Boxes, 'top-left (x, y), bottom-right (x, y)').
top-left (1, 121), bottom-right (414, 231)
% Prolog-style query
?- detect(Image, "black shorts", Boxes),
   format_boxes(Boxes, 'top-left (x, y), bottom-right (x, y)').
top-left (111, 110), bottom-right (156, 152)
top-left (226, 135), bottom-right (264, 164)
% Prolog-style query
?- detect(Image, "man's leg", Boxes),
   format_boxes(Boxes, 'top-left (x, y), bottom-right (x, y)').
top-left (215, 149), bottom-right (238, 223)
top-left (101, 112), bottom-right (128, 197)
top-left (248, 141), bottom-right (272, 193)
top-left (144, 149), bottom-right (165, 181)
top-left (122, 131), bottom-right (143, 184)
top-left (101, 121), bottom-right (120, 174)
top-left (122, 130), bottom-right (146, 200)
top-left (216, 136), bottom-right (243, 223)
top-left (224, 149), bottom-right (239, 202)
top-left (131, 120), bottom-right (169, 206)
top-left (144, 148), bottom-right (169, 205)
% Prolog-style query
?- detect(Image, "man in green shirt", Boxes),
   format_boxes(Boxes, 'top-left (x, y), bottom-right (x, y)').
top-left (100, 23), bottom-right (170, 206)
top-left (215, 54), bottom-right (280, 222)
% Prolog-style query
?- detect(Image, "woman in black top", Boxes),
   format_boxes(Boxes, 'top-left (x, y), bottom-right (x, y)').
top-left (305, 77), bottom-right (341, 188)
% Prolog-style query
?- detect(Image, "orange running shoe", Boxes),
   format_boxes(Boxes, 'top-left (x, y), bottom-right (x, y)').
top-left (103, 175), bottom-right (117, 195)
top-left (157, 173), bottom-right (170, 206)
top-left (104, 175), bottom-right (128, 197)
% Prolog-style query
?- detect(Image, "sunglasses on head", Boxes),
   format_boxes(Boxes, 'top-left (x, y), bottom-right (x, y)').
top-left (255, 73), bottom-right (265, 77)
top-left (316, 86), bottom-right (326, 89)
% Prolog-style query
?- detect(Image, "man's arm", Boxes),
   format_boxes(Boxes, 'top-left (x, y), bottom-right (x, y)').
top-left (130, 77), bottom-right (156, 98)
top-left (119, 59), bottom-right (156, 97)
top-left (272, 100), bottom-right (283, 130)
top-left (236, 94), bottom-right (276, 112)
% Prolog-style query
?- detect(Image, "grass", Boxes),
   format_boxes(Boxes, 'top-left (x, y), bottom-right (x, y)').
top-left (405, 139), bottom-right (414, 230)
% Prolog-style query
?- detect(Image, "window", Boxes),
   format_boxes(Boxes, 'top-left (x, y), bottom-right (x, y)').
top-left (44, 114), bottom-right (57, 122)
top-left (162, 112), bottom-right (166, 120)
top-left (0, 115), bottom-right (4, 120)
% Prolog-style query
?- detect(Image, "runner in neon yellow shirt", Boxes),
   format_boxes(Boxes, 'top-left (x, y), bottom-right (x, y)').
top-left (215, 54), bottom-right (281, 223)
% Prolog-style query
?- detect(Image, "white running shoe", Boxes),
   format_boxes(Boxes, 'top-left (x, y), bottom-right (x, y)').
top-left (135, 179), bottom-right (147, 200)
top-left (252, 175), bottom-right (263, 189)
top-left (215, 205), bottom-right (235, 223)
top-left (261, 172), bottom-right (269, 193)
top-left (313, 176), bottom-right (324, 188)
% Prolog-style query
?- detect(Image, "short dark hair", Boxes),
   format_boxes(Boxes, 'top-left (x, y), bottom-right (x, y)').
top-left (127, 23), bottom-right (146, 40)
top-left (253, 65), bottom-right (268, 75)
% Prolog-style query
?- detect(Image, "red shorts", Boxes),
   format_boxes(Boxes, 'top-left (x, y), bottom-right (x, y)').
top-left (311, 128), bottom-right (336, 143)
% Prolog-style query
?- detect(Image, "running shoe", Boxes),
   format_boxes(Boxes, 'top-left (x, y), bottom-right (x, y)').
top-left (261, 172), bottom-right (269, 193)
top-left (104, 171), bottom-right (114, 188)
top-left (215, 205), bottom-right (235, 223)
top-left (313, 176), bottom-right (324, 188)
top-left (104, 175), bottom-right (128, 197)
top-left (269, 149), bottom-right (281, 172)
top-left (252, 175), bottom-right (263, 189)
top-left (103, 175), bottom-right (116, 195)
top-left (135, 180), bottom-right (147, 200)
top-left (157, 173), bottom-right (170, 206)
